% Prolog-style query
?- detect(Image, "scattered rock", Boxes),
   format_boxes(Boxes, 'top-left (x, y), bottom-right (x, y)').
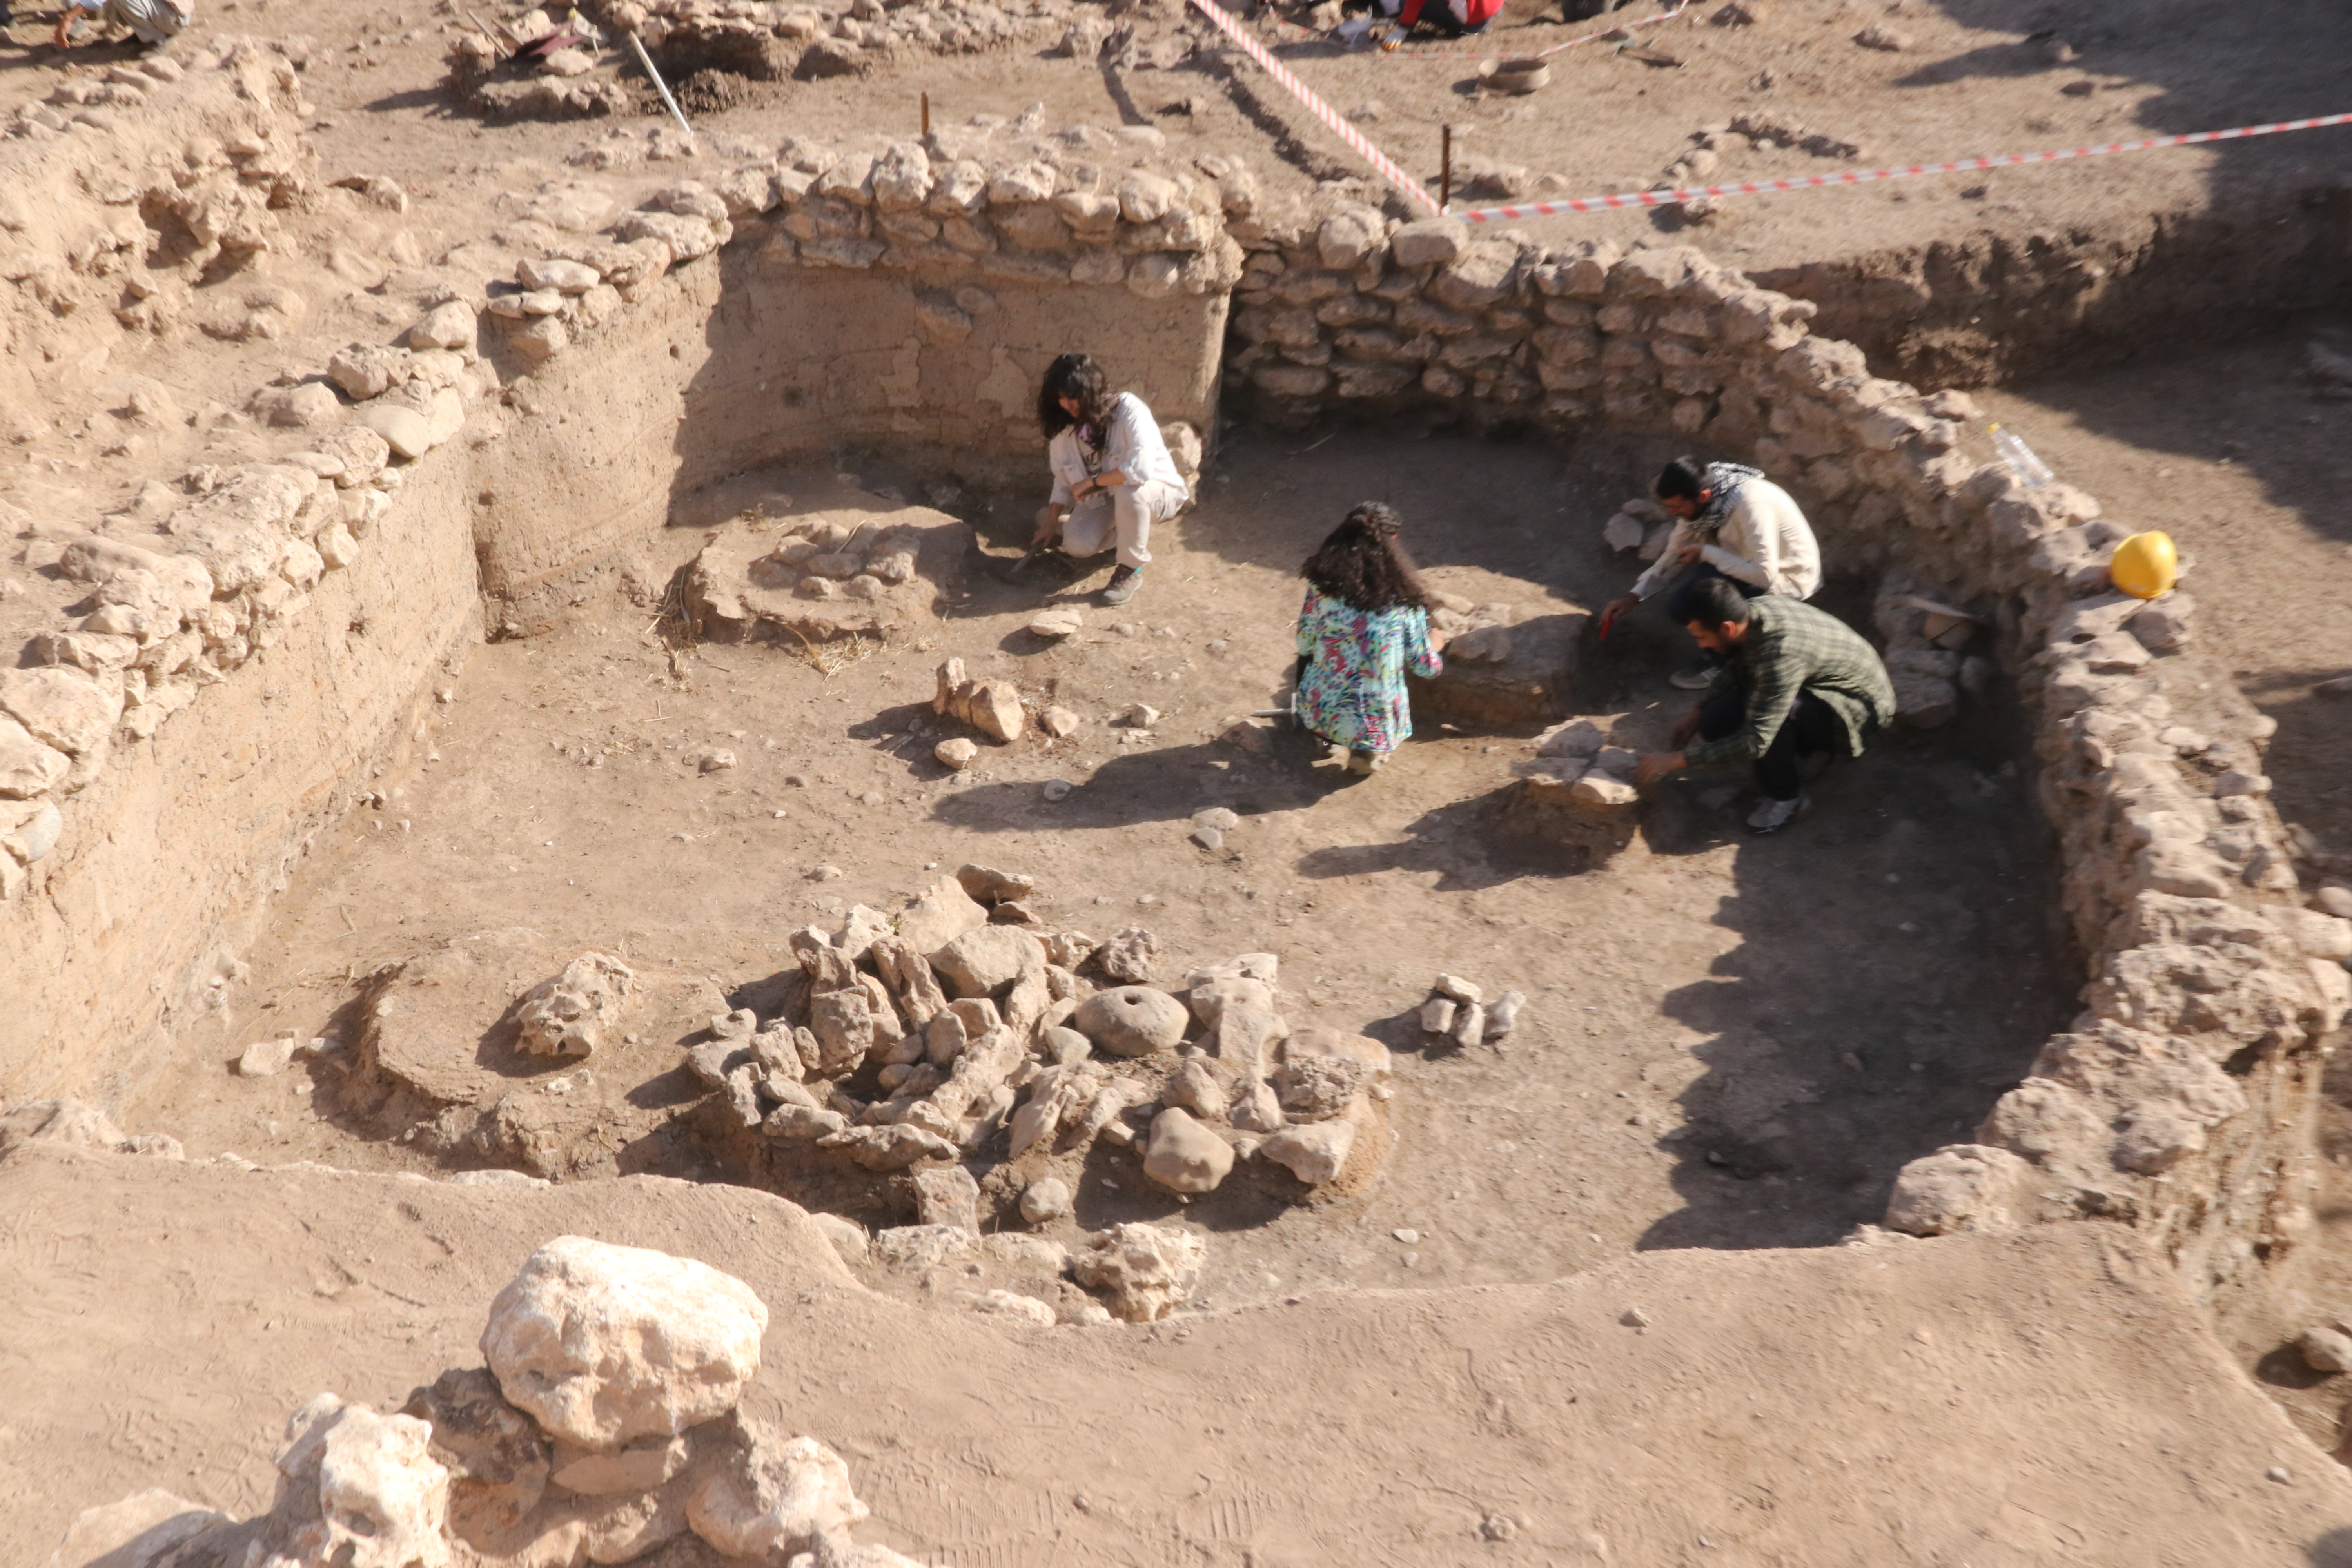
top-left (913, 1164), bottom-right (982, 1232)
top-left (480, 1236), bottom-right (768, 1447)
top-left (1040, 706), bottom-right (1081, 737)
top-left (688, 1423), bottom-right (868, 1562)
top-left (1853, 23), bottom-right (1910, 50)
top-left (1028, 608), bottom-right (1082, 639)
top-left (935, 737), bottom-right (978, 769)
top-left (1099, 926), bottom-right (1160, 982)
top-left (971, 1288), bottom-right (1058, 1325)
top-left (2300, 1326), bottom-right (2352, 1374)
top-left (237, 1036), bottom-right (299, 1077)
top-left (514, 953), bottom-right (634, 1058)
top-left (1261, 1118), bottom-right (1358, 1185)
top-left (1073, 985), bottom-right (1189, 1057)
top-left (1073, 1221), bottom-right (1205, 1321)
top-left (1019, 1176), bottom-right (1073, 1225)
top-left (1144, 1106), bottom-right (1235, 1194)
top-left (956, 864), bottom-right (1036, 904)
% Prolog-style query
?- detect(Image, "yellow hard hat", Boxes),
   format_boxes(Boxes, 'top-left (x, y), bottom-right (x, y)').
top-left (2109, 530), bottom-right (2177, 600)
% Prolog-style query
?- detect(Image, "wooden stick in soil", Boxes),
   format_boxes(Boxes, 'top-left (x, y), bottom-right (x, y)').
top-left (921, 91), bottom-right (930, 138)
top-left (627, 28), bottom-right (694, 139)
top-left (1441, 123), bottom-right (1453, 214)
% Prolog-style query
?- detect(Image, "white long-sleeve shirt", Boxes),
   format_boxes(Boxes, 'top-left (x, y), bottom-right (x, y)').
top-left (1047, 392), bottom-right (1190, 509)
top-left (1631, 472), bottom-right (1821, 602)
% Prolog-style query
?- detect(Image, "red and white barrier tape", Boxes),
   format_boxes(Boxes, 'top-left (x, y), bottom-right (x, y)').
top-left (1452, 111), bottom-right (2352, 222)
top-left (1266, 0), bottom-right (1690, 64)
top-left (1189, 0), bottom-right (1443, 214)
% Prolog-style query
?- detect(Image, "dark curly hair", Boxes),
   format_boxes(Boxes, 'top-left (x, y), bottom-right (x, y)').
top-left (1038, 352), bottom-right (1115, 443)
top-left (1301, 502), bottom-right (1430, 613)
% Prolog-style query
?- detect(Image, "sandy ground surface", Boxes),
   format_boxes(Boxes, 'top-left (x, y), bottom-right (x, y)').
top-left (10, 1142), bottom-right (2352, 1568)
top-left (133, 426), bottom-right (2071, 1314)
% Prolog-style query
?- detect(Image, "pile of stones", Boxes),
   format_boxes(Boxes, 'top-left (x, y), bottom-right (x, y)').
top-left (60, 1235), bottom-right (931, 1567)
top-left (671, 866), bottom-right (1393, 1314)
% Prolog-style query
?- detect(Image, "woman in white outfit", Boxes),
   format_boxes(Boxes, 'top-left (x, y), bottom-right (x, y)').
top-left (1032, 352), bottom-right (1190, 608)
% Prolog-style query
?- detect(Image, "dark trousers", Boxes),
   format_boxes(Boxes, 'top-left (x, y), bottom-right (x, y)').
top-left (1697, 688), bottom-right (1847, 801)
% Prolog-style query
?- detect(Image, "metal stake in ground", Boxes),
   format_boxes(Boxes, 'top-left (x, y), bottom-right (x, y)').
top-left (626, 29), bottom-right (694, 141)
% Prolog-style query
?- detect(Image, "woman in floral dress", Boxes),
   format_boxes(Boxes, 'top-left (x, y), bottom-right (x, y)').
top-left (1294, 503), bottom-right (1448, 776)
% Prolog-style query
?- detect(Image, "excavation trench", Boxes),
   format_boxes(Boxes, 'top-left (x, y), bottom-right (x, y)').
top-left (13, 139), bottom-right (2336, 1340)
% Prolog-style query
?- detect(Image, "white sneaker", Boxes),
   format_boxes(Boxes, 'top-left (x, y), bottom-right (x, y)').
top-left (1744, 793), bottom-right (1809, 835)
top-left (1669, 662), bottom-right (1719, 690)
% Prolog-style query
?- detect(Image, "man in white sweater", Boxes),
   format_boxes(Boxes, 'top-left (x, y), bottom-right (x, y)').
top-left (1597, 457), bottom-right (1823, 689)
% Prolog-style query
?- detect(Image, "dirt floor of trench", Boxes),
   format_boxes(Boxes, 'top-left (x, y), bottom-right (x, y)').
top-left (131, 426), bottom-right (2074, 1311)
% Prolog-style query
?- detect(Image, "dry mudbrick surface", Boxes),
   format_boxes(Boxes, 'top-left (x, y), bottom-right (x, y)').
top-left (3, 0), bottom-right (2352, 1561)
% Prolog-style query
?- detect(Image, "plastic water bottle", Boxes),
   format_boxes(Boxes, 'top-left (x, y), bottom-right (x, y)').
top-left (1988, 423), bottom-right (2055, 489)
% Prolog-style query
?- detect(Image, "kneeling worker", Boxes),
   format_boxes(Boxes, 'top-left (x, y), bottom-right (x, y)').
top-left (1633, 577), bottom-right (1895, 836)
top-left (1598, 457), bottom-right (1822, 690)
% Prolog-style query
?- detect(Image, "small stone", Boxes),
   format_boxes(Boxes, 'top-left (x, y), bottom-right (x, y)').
top-left (1486, 991), bottom-right (1526, 1038)
top-left (1118, 703), bottom-right (1161, 728)
top-left (1189, 826), bottom-right (1224, 851)
top-left (1020, 1176), bottom-right (1073, 1225)
top-left (1392, 1228), bottom-right (1421, 1244)
top-left (1073, 985), bottom-right (1189, 1057)
top-left (1143, 1107), bottom-right (1234, 1194)
top-left (1419, 997), bottom-right (1456, 1034)
top-left (807, 864), bottom-right (844, 882)
top-left (1072, 1221), bottom-right (1205, 1321)
top-left (1029, 609), bottom-right (1083, 639)
top-left (1040, 706), bottom-right (1081, 738)
top-left (1433, 973), bottom-right (1483, 1006)
top-left (237, 1037), bottom-right (298, 1077)
top-left (699, 749), bottom-right (737, 774)
top-left (515, 953), bottom-right (634, 1058)
top-left (1261, 1119), bottom-right (1356, 1185)
top-left (2301, 1326), bottom-right (2352, 1373)
top-left (1099, 926), bottom-right (1160, 983)
top-left (2268, 1466), bottom-right (2293, 1485)
top-left (1602, 512), bottom-right (1646, 552)
top-left (1451, 1002), bottom-right (1486, 1050)
top-left (1042, 779), bottom-right (1074, 802)
top-left (1621, 1307), bottom-right (1650, 1328)
top-left (1192, 807), bottom-right (1240, 832)
top-left (1854, 23), bottom-right (1910, 49)
top-left (935, 737), bottom-right (979, 769)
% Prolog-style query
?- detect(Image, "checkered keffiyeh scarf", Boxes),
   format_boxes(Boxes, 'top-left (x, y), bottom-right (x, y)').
top-left (1690, 462), bottom-right (1764, 540)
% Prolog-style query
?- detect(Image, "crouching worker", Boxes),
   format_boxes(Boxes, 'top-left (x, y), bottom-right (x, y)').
top-left (1294, 502), bottom-right (1447, 777)
top-left (1598, 456), bottom-right (1822, 690)
top-left (54, 0), bottom-right (189, 49)
top-left (1634, 577), bottom-right (1895, 835)
top-left (1029, 352), bottom-right (1190, 608)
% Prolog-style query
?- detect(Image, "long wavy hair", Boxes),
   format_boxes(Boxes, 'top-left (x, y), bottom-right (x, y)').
top-left (1037, 352), bottom-right (1116, 445)
top-left (1301, 502), bottom-right (1430, 613)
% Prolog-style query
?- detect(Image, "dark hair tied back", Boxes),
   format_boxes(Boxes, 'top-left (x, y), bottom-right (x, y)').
top-left (1301, 501), bottom-right (1430, 613)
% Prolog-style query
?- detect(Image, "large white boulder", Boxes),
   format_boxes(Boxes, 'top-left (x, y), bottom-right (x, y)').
top-left (480, 1237), bottom-right (768, 1448)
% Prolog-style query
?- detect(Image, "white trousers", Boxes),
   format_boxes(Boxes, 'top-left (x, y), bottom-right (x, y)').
top-left (1059, 479), bottom-right (1185, 570)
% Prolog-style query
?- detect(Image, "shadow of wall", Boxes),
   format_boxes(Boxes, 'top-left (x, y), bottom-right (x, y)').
top-left (462, 239), bottom-right (1229, 603)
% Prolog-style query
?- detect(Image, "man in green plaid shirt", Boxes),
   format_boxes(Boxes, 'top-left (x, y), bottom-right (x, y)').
top-left (1635, 576), bottom-right (1896, 835)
